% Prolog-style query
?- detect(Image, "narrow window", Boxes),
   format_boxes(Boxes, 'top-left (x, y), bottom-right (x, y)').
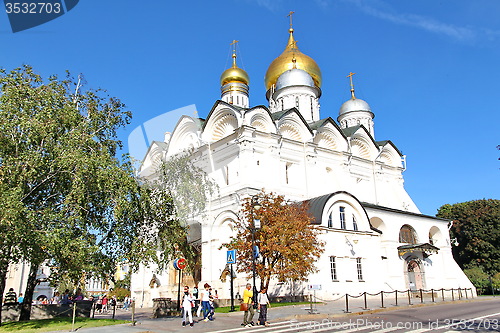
top-left (230, 96), bottom-right (233, 104)
top-left (237, 96), bottom-right (239, 104)
top-left (339, 206), bottom-right (346, 229)
top-left (352, 215), bottom-right (358, 231)
top-left (356, 258), bottom-right (363, 281)
top-left (225, 165), bottom-right (229, 185)
top-left (327, 213), bottom-right (333, 228)
top-left (330, 256), bottom-right (337, 281)
top-left (295, 96), bottom-right (299, 108)
top-left (285, 164), bottom-right (289, 184)
top-left (310, 97), bottom-right (314, 119)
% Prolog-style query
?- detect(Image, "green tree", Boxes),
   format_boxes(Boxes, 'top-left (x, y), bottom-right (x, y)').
top-left (437, 199), bottom-right (500, 276)
top-left (224, 191), bottom-right (324, 290)
top-left (147, 150), bottom-right (218, 283)
top-left (0, 65), bottom-right (183, 322)
top-left (463, 267), bottom-right (490, 295)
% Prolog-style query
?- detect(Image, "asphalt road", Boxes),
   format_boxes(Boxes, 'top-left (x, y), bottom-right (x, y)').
top-left (272, 298), bottom-right (500, 332)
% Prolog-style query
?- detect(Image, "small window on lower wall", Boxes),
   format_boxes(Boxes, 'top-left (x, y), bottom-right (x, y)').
top-left (356, 258), bottom-right (364, 281)
top-left (329, 256), bottom-right (338, 281)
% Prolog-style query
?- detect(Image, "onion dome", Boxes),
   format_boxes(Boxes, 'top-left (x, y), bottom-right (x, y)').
top-left (339, 98), bottom-right (372, 115)
top-left (275, 68), bottom-right (315, 91)
top-left (339, 73), bottom-right (371, 115)
top-left (264, 28), bottom-right (322, 90)
top-left (220, 53), bottom-right (249, 86)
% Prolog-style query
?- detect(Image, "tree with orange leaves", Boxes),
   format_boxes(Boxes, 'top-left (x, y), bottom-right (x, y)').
top-left (224, 191), bottom-right (324, 290)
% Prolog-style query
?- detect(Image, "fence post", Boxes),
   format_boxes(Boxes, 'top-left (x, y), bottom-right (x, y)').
top-left (458, 288), bottom-right (462, 300)
top-left (451, 288), bottom-right (454, 301)
top-left (465, 288), bottom-right (468, 299)
top-left (131, 300), bottom-right (136, 326)
top-left (92, 301), bottom-right (96, 319)
top-left (407, 290), bottom-right (411, 305)
top-left (420, 289), bottom-right (423, 303)
top-left (441, 288), bottom-right (444, 301)
top-left (381, 291), bottom-right (385, 308)
top-left (71, 302), bottom-right (77, 332)
top-left (345, 294), bottom-right (350, 313)
top-left (363, 292), bottom-right (368, 310)
top-left (395, 290), bottom-right (398, 306)
top-left (431, 289), bottom-right (435, 302)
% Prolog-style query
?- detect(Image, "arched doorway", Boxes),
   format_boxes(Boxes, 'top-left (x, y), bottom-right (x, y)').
top-left (406, 258), bottom-right (424, 291)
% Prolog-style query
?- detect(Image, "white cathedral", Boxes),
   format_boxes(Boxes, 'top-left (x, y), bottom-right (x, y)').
top-left (131, 25), bottom-right (473, 307)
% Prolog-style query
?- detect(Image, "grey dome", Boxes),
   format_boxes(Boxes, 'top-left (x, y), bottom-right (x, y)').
top-left (339, 98), bottom-right (371, 115)
top-left (275, 68), bottom-right (315, 91)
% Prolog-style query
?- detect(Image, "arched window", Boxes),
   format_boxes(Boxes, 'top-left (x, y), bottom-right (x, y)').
top-left (339, 207), bottom-right (346, 229)
top-left (352, 215), bottom-right (358, 231)
top-left (399, 225), bottom-right (418, 244)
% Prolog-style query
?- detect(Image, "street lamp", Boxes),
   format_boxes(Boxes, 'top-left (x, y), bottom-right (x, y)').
top-left (250, 195), bottom-right (261, 309)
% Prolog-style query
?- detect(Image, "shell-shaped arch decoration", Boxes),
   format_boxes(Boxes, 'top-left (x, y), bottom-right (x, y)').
top-left (350, 137), bottom-right (371, 159)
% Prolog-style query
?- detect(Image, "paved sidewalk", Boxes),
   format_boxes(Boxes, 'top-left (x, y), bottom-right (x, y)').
top-left (72, 294), bottom-right (486, 333)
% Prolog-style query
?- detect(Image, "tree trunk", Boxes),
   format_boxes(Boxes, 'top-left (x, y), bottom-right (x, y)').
top-left (19, 261), bottom-right (39, 321)
top-left (0, 261), bottom-right (9, 326)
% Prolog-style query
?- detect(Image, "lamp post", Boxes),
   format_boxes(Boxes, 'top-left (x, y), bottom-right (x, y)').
top-left (250, 195), bottom-right (261, 309)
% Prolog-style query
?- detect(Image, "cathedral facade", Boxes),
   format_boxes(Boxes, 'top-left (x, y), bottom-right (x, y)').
top-left (131, 26), bottom-right (473, 307)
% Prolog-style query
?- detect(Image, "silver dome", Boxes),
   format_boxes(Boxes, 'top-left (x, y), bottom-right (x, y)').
top-left (339, 98), bottom-right (371, 115)
top-left (275, 68), bottom-right (315, 91)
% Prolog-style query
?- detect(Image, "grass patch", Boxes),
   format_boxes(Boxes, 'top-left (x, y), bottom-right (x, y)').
top-left (0, 317), bottom-right (130, 333)
top-left (215, 301), bottom-right (317, 313)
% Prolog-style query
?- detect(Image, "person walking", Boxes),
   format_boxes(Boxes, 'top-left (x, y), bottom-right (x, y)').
top-left (17, 293), bottom-right (24, 304)
top-left (241, 283), bottom-right (255, 327)
top-left (3, 288), bottom-right (17, 305)
top-left (181, 286), bottom-right (194, 327)
top-left (257, 287), bottom-right (271, 326)
top-left (200, 283), bottom-right (211, 322)
top-left (122, 295), bottom-right (130, 310)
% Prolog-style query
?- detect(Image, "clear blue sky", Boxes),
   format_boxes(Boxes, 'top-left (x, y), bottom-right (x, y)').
top-left (2, 0), bottom-right (499, 216)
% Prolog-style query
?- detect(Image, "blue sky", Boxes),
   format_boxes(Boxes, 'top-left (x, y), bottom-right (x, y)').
top-left (2, 0), bottom-right (499, 216)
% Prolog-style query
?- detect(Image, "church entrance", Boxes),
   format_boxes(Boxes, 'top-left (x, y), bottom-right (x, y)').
top-left (406, 258), bottom-right (424, 291)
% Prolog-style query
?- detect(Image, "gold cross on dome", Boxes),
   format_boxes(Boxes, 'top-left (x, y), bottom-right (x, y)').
top-left (230, 40), bottom-right (239, 53)
top-left (287, 11), bottom-right (295, 29)
top-left (347, 72), bottom-right (356, 99)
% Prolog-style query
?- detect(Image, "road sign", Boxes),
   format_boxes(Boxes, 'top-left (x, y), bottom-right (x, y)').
top-left (173, 258), bottom-right (187, 270)
top-left (253, 245), bottom-right (259, 259)
top-left (227, 250), bottom-right (236, 264)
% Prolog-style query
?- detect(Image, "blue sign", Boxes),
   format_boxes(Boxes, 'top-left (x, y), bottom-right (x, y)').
top-left (226, 250), bottom-right (236, 264)
top-left (253, 245), bottom-right (259, 259)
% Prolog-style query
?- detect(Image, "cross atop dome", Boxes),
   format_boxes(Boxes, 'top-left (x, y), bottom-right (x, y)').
top-left (347, 72), bottom-right (357, 99)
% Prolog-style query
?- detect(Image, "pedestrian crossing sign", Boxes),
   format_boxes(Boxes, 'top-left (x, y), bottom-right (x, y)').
top-left (227, 250), bottom-right (236, 264)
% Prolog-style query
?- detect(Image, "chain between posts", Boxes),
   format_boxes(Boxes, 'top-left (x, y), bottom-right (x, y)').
top-left (343, 288), bottom-right (474, 313)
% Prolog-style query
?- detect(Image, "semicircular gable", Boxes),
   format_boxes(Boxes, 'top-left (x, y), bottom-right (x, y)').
top-left (203, 108), bottom-right (240, 143)
top-left (248, 111), bottom-right (276, 133)
top-left (350, 137), bottom-right (371, 159)
top-left (314, 127), bottom-right (347, 151)
top-left (307, 191), bottom-right (371, 232)
top-left (277, 111), bottom-right (312, 142)
top-left (379, 148), bottom-right (400, 167)
top-left (167, 116), bottom-right (201, 157)
top-left (140, 141), bottom-right (167, 178)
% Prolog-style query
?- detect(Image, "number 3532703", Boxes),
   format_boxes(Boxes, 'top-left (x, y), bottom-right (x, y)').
top-left (5, 2), bottom-right (61, 14)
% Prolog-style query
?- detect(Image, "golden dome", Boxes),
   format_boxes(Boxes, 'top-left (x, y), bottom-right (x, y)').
top-left (264, 28), bottom-right (322, 90)
top-left (220, 53), bottom-right (250, 86)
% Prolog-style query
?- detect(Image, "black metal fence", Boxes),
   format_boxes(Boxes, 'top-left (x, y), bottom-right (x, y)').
top-left (344, 287), bottom-right (474, 313)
